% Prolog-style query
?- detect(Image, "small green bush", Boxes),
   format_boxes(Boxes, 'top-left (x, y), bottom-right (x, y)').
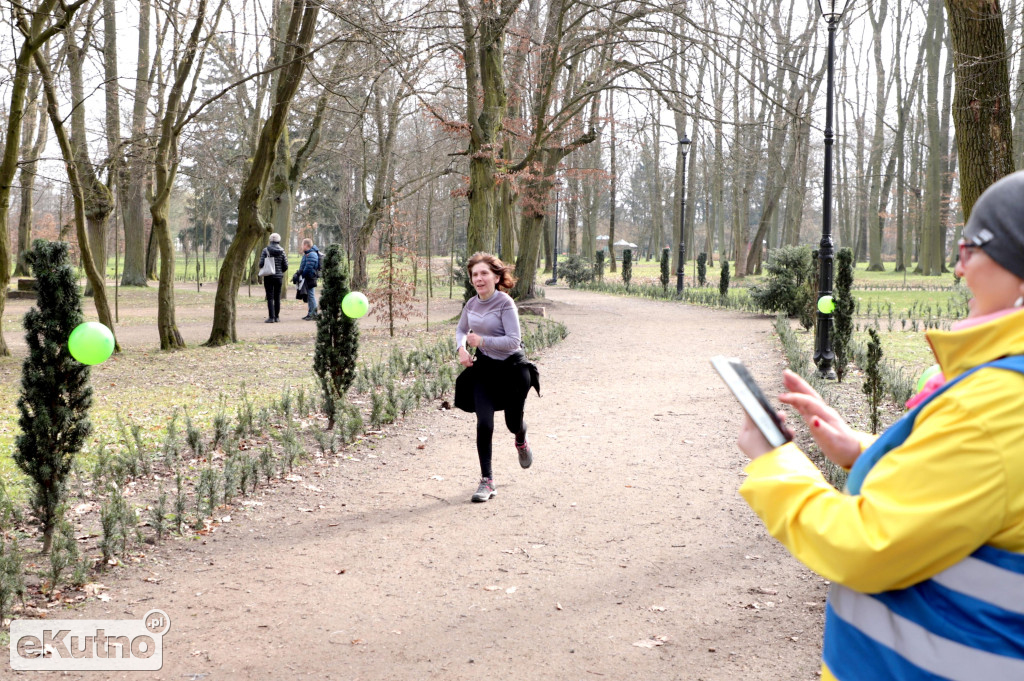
top-left (561, 254), bottom-right (593, 288)
top-left (750, 245), bottom-right (814, 318)
top-left (719, 261), bottom-right (730, 297)
top-left (621, 249), bottom-right (633, 290)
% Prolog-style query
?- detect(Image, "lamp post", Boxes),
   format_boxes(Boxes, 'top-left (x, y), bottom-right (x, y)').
top-left (551, 187), bottom-right (560, 283)
top-left (813, 0), bottom-right (850, 380)
top-left (676, 134), bottom-right (690, 294)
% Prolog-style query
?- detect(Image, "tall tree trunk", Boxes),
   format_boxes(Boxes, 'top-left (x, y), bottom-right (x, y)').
top-left (461, 0), bottom-right (524, 255)
top-left (945, 0), bottom-right (1016, 219)
top-left (14, 64), bottom-right (46, 277)
top-left (866, 0), bottom-right (889, 271)
top-left (34, 50), bottom-right (119, 350)
top-left (67, 27), bottom-right (115, 297)
top-left (921, 0), bottom-right (944, 274)
top-left (0, 0), bottom-right (79, 358)
top-left (566, 169), bottom-right (579, 256)
top-left (120, 0), bottom-right (151, 286)
top-left (150, 0), bottom-right (223, 349)
top-left (511, 152), bottom-right (560, 299)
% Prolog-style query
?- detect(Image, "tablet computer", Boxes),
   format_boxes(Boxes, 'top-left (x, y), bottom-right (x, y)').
top-left (710, 355), bottom-right (792, 448)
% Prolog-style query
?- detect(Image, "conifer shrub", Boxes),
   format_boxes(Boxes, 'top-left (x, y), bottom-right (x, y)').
top-left (697, 252), bottom-right (707, 287)
top-left (719, 260), bottom-right (730, 297)
top-left (15, 240), bottom-right (94, 553)
top-left (594, 250), bottom-right (606, 283)
top-left (314, 245), bottom-right (360, 429)
top-left (750, 245), bottom-right (814, 318)
top-left (0, 535), bottom-right (27, 625)
top-left (863, 328), bottom-right (884, 434)
top-left (621, 249), bottom-right (633, 290)
top-left (560, 254), bottom-right (593, 288)
top-left (833, 248), bottom-right (856, 382)
top-left (660, 248), bottom-right (670, 293)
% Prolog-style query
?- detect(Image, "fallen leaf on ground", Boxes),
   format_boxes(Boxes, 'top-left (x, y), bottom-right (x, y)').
top-left (632, 636), bottom-right (668, 649)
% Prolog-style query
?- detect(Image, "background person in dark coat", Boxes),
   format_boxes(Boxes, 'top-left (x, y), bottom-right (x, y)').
top-left (298, 238), bottom-right (321, 320)
top-left (259, 233), bottom-right (288, 322)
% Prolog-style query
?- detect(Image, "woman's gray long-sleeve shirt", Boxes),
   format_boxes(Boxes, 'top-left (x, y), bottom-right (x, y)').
top-left (455, 291), bottom-right (522, 360)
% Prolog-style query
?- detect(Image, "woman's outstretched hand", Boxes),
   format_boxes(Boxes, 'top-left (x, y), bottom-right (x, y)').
top-left (777, 369), bottom-right (862, 469)
top-left (458, 346), bottom-right (475, 368)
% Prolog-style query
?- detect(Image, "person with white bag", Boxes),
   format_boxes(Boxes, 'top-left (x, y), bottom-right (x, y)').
top-left (258, 233), bottom-right (289, 323)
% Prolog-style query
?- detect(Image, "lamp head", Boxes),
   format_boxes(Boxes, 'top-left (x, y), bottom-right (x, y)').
top-left (679, 135), bottom-right (691, 155)
top-left (817, 0), bottom-right (851, 21)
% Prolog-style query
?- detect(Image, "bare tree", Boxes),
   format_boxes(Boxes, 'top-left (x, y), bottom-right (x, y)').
top-left (0, 0), bottom-right (88, 357)
top-left (207, 0), bottom-right (320, 346)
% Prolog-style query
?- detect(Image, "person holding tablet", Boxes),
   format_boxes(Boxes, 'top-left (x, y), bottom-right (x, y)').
top-left (734, 171), bottom-right (1024, 680)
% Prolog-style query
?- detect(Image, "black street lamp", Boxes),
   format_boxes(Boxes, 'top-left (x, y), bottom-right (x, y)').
top-left (813, 0), bottom-right (851, 379)
top-left (676, 135), bottom-right (690, 294)
top-left (552, 187), bottom-right (560, 283)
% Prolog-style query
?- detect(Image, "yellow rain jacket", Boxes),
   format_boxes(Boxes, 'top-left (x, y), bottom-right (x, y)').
top-left (739, 308), bottom-right (1024, 680)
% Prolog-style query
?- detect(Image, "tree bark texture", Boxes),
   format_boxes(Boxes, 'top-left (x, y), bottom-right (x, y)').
top-left (14, 67), bottom-right (46, 277)
top-left (945, 0), bottom-right (1016, 219)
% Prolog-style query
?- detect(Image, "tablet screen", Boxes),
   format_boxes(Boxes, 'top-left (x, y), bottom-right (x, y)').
top-left (710, 356), bottom-right (792, 448)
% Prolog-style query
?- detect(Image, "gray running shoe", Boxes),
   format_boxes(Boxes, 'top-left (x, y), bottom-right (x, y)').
top-left (472, 477), bottom-right (496, 502)
top-left (516, 438), bottom-right (533, 469)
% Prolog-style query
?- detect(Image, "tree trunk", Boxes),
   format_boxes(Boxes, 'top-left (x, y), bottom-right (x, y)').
top-left (945, 0), bottom-right (1016, 219)
top-left (0, 0), bottom-right (67, 358)
top-left (461, 0), bottom-right (524, 256)
top-left (866, 0), bottom-right (889, 271)
top-left (14, 66), bottom-right (46, 277)
top-left (922, 0), bottom-right (944, 275)
top-left (68, 29), bottom-right (115, 297)
top-left (34, 50), bottom-right (119, 351)
top-left (120, 0), bottom-right (151, 286)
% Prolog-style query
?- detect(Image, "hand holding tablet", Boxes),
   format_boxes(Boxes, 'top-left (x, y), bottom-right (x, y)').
top-left (711, 355), bottom-right (793, 449)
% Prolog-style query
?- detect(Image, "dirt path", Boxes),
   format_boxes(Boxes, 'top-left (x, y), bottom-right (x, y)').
top-left (38, 287), bottom-right (826, 680)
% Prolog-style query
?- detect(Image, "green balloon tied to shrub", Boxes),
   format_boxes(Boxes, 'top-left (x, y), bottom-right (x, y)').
top-left (817, 295), bottom-right (836, 314)
top-left (341, 291), bottom-right (369, 319)
top-left (68, 322), bottom-right (115, 365)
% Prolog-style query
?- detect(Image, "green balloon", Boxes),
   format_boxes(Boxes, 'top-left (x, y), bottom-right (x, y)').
top-left (342, 291), bottom-right (370, 319)
top-left (917, 364), bottom-right (942, 392)
top-left (817, 295), bottom-right (836, 314)
top-left (68, 322), bottom-right (115, 365)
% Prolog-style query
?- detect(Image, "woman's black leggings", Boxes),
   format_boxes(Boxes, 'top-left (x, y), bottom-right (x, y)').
top-left (473, 357), bottom-right (529, 479)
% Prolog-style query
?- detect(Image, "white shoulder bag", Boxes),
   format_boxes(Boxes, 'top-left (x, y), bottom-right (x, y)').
top-left (258, 249), bottom-right (277, 277)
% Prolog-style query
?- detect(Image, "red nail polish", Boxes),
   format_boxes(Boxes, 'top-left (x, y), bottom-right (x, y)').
top-left (813, 418), bottom-right (820, 427)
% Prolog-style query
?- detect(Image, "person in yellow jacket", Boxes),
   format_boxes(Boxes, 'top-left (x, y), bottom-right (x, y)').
top-left (735, 170), bottom-right (1024, 681)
